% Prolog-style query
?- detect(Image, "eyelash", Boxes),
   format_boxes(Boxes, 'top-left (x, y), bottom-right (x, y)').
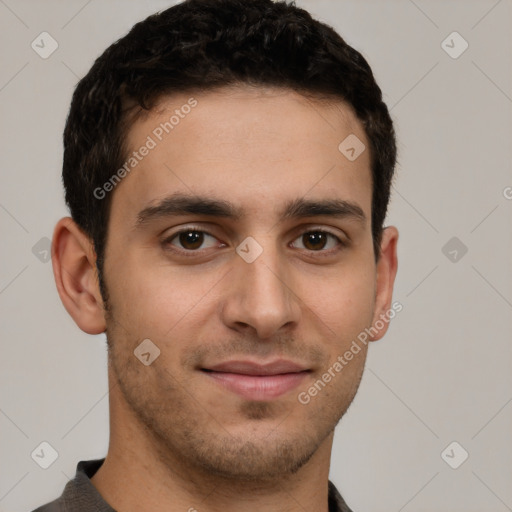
top-left (161, 226), bottom-right (346, 258)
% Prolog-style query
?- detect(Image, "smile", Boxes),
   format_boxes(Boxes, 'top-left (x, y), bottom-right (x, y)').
top-left (201, 359), bottom-right (311, 400)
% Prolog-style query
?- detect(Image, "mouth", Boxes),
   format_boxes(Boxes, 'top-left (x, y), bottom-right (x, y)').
top-left (200, 359), bottom-right (311, 401)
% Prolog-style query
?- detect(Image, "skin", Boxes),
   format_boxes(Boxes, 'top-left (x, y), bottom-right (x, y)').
top-left (52, 85), bottom-right (398, 512)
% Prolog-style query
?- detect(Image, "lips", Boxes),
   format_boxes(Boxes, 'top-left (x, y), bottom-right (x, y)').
top-left (201, 359), bottom-right (310, 400)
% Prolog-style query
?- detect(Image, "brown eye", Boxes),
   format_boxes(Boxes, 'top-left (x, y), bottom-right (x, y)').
top-left (178, 230), bottom-right (204, 250)
top-left (165, 229), bottom-right (219, 251)
top-left (302, 232), bottom-right (328, 250)
top-left (292, 230), bottom-right (342, 252)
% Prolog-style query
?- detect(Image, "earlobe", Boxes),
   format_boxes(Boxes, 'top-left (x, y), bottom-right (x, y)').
top-left (51, 217), bottom-right (107, 335)
top-left (369, 226), bottom-right (399, 342)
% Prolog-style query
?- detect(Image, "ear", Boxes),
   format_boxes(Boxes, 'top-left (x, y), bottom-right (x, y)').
top-left (369, 226), bottom-right (399, 342)
top-left (51, 217), bottom-right (107, 334)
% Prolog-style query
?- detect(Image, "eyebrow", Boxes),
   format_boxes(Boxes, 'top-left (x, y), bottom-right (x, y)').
top-left (134, 193), bottom-right (367, 228)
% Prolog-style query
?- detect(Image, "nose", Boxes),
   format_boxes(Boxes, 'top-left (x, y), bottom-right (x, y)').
top-left (220, 243), bottom-right (301, 340)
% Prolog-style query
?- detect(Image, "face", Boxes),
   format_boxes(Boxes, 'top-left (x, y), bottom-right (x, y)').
top-left (100, 86), bottom-right (391, 481)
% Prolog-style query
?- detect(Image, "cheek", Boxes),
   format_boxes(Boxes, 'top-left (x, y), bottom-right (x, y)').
top-left (107, 259), bottom-right (225, 341)
top-left (297, 262), bottom-right (376, 340)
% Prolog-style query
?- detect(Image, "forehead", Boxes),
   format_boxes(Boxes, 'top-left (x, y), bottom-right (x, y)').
top-left (110, 86), bottom-right (372, 227)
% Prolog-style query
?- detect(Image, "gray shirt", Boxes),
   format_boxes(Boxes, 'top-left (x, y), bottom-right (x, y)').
top-left (32, 459), bottom-right (354, 512)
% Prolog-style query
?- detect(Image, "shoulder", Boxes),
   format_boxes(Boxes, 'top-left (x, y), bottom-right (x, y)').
top-left (31, 498), bottom-right (64, 512)
top-left (328, 480), bottom-right (355, 512)
top-left (29, 459), bottom-right (111, 512)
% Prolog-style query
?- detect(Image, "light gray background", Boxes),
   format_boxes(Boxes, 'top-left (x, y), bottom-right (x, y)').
top-left (1, 1), bottom-right (511, 511)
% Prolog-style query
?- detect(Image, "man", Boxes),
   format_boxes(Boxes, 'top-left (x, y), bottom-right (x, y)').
top-left (35, 0), bottom-right (398, 510)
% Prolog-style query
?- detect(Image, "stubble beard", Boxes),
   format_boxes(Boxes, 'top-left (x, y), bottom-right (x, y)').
top-left (104, 308), bottom-right (364, 484)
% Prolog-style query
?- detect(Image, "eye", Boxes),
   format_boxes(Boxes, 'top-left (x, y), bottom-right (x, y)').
top-left (164, 229), bottom-right (221, 252)
top-left (162, 227), bottom-right (345, 257)
top-left (291, 230), bottom-right (344, 252)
